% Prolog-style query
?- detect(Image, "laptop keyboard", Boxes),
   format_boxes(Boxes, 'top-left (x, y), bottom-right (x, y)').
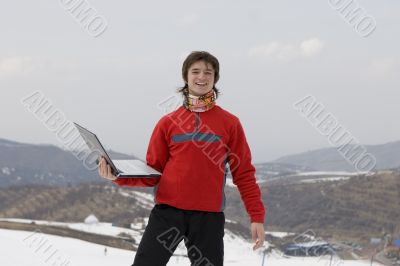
top-left (114, 160), bottom-right (148, 174)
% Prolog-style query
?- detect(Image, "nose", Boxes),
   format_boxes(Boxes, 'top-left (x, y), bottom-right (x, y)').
top-left (198, 71), bottom-right (206, 80)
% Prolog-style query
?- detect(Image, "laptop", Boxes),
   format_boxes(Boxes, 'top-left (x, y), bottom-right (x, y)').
top-left (74, 122), bottom-right (161, 178)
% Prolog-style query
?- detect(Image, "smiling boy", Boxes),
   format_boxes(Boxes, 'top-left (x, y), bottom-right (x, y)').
top-left (99, 51), bottom-right (265, 266)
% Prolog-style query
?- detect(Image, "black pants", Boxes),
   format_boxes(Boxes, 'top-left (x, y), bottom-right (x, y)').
top-left (132, 204), bottom-right (225, 266)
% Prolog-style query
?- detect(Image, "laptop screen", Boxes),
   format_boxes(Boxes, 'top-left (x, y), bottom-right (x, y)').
top-left (74, 122), bottom-right (119, 175)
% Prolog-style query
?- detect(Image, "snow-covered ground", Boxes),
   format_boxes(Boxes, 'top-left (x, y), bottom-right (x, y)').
top-left (293, 171), bottom-right (360, 176)
top-left (0, 228), bottom-right (383, 266)
top-left (0, 218), bottom-right (143, 239)
top-left (266, 231), bottom-right (296, 238)
top-left (300, 176), bottom-right (351, 183)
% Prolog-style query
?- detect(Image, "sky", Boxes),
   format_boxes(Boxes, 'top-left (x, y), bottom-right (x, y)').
top-left (0, 1), bottom-right (399, 162)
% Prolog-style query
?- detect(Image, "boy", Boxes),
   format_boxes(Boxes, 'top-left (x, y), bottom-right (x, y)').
top-left (99, 51), bottom-right (265, 266)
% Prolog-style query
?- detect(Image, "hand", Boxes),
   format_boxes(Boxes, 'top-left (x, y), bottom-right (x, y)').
top-left (98, 157), bottom-right (117, 181)
top-left (251, 222), bottom-right (265, 251)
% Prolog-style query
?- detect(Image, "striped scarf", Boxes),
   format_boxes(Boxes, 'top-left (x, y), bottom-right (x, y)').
top-left (184, 89), bottom-right (216, 112)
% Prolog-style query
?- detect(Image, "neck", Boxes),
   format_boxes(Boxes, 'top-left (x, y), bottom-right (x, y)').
top-left (184, 89), bottom-right (216, 112)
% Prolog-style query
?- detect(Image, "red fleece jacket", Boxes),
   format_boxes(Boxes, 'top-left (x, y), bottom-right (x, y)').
top-left (113, 105), bottom-right (265, 223)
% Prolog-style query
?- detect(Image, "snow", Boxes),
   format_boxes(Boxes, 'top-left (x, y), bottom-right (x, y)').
top-left (0, 228), bottom-right (133, 266)
top-left (266, 231), bottom-right (296, 238)
top-left (0, 218), bottom-right (142, 239)
top-left (293, 171), bottom-right (360, 176)
top-left (0, 228), bottom-right (384, 266)
top-left (287, 241), bottom-right (329, 248)
top-left (226, 177), bottom-right (267, 186)
top-left (84, 214), bottom-right (99, 224)
top-left (300, 176), bottom-right (351, 183)
top-left (119, 190), bottom-right (154, 209)
top-left (0, 218), bottom-right (66, 227)
top-left (1, 166), bottom-right (11, 175)
top-left (225, 177), bottom-right (236, 187)
top-left (131, 191), bottom-right (154, 202)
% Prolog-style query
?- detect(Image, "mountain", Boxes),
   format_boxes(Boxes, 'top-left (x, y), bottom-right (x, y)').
top-left (231, 170), bottom-right (400, 239)
top-left (1, 169), bottom-right (399, 242)
top-left (0, 137), bottom-right (314, 187)
top-left (0, 138), bottom-right (138, 187)
top-left (274, 140), bottom-right (400, 172)
top-left (0, 183), bottom-right (250, 239)
top-left (2, 137), bottom-right (400, 187)
top-left (253, 162), bottom-right (314, 181)
top-left (1, 137), bottom-right (400, 251)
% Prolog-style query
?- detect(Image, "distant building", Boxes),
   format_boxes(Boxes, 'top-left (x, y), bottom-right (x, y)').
top-left (84, 214), bottom-right (99, 224)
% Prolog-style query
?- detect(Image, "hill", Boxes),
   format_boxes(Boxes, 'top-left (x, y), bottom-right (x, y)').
top-left (275, 140), bottom-right (400, 171)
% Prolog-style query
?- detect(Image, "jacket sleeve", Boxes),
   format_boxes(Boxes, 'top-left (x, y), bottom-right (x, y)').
top-left (113, 118), bottom-right (169, 187)
top-left (227, 118), bottom-right (265, 223)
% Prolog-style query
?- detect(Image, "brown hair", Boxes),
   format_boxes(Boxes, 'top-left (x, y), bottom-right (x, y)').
top-left (178, 51), bottom-right (220, 98)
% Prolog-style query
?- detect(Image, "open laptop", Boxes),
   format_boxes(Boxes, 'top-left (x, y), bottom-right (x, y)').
top-left (74, 122), bottom-right (161, 178)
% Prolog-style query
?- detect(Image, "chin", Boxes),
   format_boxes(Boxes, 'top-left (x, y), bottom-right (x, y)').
top-left (200, 88), bottom-right (213, 93)
top-left (189, 87), bottom-right (213, 96)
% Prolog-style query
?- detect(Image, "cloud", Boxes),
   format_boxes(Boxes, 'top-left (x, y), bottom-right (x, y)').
top-left (0, 57), bottom-right (39, 78)
top-left (300, 38), bottom-right (324, 57)
top-left (367, 58), bottom-right (397, 78)
top-left (0, 56), bottom-right (77, 78)
top-left (248, 38), bottom-right (324, 61)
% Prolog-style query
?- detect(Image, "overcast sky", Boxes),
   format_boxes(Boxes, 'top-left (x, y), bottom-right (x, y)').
top-left (0, 1), bottom-right (399, 162)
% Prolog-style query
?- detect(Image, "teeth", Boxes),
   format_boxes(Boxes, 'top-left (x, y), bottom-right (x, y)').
top-left (196, 83), bottom-right (206, 85)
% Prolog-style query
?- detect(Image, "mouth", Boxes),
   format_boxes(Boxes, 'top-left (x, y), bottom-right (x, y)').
top-left (195, 82), bottom-right (208, 87)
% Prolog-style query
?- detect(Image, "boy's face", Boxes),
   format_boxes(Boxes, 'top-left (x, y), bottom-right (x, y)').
top-left (186, 61), bottom-right (215, 96)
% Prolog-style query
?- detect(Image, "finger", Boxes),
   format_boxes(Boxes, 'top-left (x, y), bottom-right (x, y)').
top-left (102, 159), bottom-right (107, 176)
top-left (101, 160), bottom-right (107, 178)
top-left (107, 164), bottom-right (111, 178)
top-left (98, 160), bottom-right (103, 176)
top-left (251, 227), bottom-right (258, 250)
top-left (108, 165), bottom-right (116, 180)
top-left (254, 239), bottom-right (264, 250)
top-left (107, 164), bottom-right (115, 180)
top-left (258, 238), bottom-right (264, 248)
top-left (100, 160), bottom-right (105, 176)
top-left (98, 158), bottom-right (103, 173)
top-left (253, 240), bottom-right (262, 250)
top-left (253, 230), bottom-right (265, 250)
top-left (253, 240), bottom-right (261, 250)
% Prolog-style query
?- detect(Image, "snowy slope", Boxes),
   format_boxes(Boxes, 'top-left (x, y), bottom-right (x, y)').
top-left (0, 228), bottom-right (383, 266)
top-left (0, 218), bottom-right (143, 239)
